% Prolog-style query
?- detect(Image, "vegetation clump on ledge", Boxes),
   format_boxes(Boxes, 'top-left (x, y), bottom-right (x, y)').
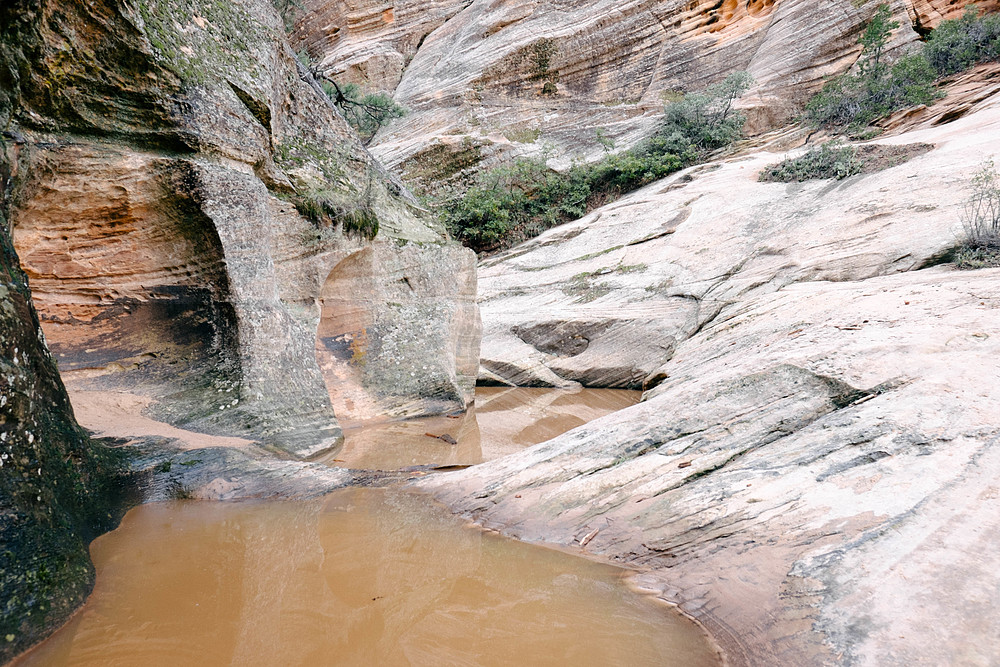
top-left (807, 5), bottom-right (1000, 136)
top-left (760, 141), bottom-right (864, 182)
top-left (291, 195), bottom-right (380, 241)
top-left (760, 141), bottom-right (934, 183)
top-left (436, 71), bottom-right (753, 253)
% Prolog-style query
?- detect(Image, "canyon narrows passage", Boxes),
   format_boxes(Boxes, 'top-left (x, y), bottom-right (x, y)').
top-left (4, 0), bottom-right (1000, 665)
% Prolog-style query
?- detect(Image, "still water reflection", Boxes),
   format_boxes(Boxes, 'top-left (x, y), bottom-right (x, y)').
top-left (15, 488), bottom-right (720, 667)
top-left (326, 387), bottom-right (640, 470)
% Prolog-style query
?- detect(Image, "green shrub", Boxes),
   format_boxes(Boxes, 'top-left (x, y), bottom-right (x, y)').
top-left (807, 5), bottom-right (938, 133)
top-left (807, 5), bottom-right (1000, 134)
top-left (438, 72), bottom-right (751, 252)
top-left (655, 70), bottom-right (754, 151)
top-left (961, 159), bottom-right (1000, 248)
top-left (760, 141), bottom-right (864, 182)
top-left (954, 245), bottom-right (1000, 268)
top-left (292, 193), bottom-right (379, 241)
top-left (923, 8), bottom-right (1000, 75)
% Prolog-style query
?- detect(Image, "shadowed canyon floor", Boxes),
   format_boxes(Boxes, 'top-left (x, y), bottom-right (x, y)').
top-left (53, 385), bottom-right (636, 504)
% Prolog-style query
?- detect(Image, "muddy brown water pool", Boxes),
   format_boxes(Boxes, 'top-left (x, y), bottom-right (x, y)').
top-left (327, 386), bottom-right (640, 470)
top-left (15, 388), bottom-right (722, 666)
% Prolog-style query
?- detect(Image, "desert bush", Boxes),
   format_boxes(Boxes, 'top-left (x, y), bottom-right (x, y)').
top-left (806, 5), bottom-right (938, 133)
top-left (953, 159), bottom-right (1000, 269)
top-left (272, 0), bottom-right (303, 30)
top-left (807, 5), bottom-right (1000, 134)
top-left (954, 245), bottom-right (1000, 268)
top-left (759, 141), bottom-right (864, 182)
top-left (961, 159), bottom-right (1000, 248)
top-left (923, 9), bottom-right (1000, 75)
top-left (439, 72), bottom-right (751, 252)
top-left (655, 70), bottom-right (754, 151)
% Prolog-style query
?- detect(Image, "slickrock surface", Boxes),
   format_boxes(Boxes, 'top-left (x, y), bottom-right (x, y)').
top-left (128, 439), bottom-right (354, 502)
top-left (5, 0), bottom-right (480, 459)
top-left (419, 94), bottom-right (1000, 663)
top-left (297, 0), bottom-right (1000, 180)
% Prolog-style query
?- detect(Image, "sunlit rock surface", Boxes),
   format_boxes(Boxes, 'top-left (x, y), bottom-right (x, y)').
top-left (5, 0), bottom-right (479, 459)
top-left (420, 90), bottom-right (1000, 664)
top-left (296, 0), bottom-right (1000, 181)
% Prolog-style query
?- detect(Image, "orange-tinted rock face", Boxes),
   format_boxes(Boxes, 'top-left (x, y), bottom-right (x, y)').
top-left (910, 0), bottom-right (1000, 27)
top-left (5, 0), bottom-right (480, 458)
top-left (12, 147), bottom-right (234, 375)
top-left (679, 0), bottom-right (779, 39)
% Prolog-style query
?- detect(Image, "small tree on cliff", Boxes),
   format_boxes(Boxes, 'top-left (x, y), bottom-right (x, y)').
top-left (857, 3), bottom-right (898, 76)
top-left (320, 80), bottom-right (407, 145)
top-left (806, 3), bottom-right (937, 134)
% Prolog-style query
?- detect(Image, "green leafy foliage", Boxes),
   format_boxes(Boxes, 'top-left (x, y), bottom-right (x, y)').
top-left (923, 8), bottom-right (1000, 75)
top-left (806, 4), bottom-right (937, 133)
top-left (438, 72), bottom-right (752, 252)
top-left (321, 80), bottom-right (406, 145)
top-left (291, 193), bottom-right (379, 241)
top-left (759, 141), bottom-right (864, 182)
top-left (807, 5), bottom-right (1000, 134)
top-left (857, 3), bottom-right (898, 75)
top-left (655, 70), bottom-right (754, 152)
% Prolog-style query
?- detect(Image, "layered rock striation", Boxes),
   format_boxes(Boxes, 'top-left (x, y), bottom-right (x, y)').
top-left (419, 85), bottom-right (1000, 663)
top-left (0, 138), bottom-right (133, 663)
top-left (295, 0), bottom-right (1000, 183)
top-left (1, 0), bottom-right (482, 656)
top-left (3, 0), bottom-right (480, 459)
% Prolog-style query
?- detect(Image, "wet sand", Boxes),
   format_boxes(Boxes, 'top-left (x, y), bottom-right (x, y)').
top-left (68, 389), bottom-right (255, 449)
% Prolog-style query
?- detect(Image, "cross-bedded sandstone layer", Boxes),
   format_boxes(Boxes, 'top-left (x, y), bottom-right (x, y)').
top-left (418, 73), bottom-right (1000, 665)
top-left (296, 0), bottom-right (1000, 185)
top-left (4, 0), bottom-right (481, 460)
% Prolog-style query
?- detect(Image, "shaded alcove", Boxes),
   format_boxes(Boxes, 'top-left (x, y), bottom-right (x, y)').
top-left (314, 247), bottom-right (381, 426)
top-left (10, 148), bottom-right (240, 398)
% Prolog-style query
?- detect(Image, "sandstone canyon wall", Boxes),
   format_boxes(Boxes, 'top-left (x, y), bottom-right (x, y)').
top-left (0, 138), bottom-right (132, 663)
top-left (2, 0), bottom-right (480, 460)
top-left (295, 0), bottom-right (1000, 182)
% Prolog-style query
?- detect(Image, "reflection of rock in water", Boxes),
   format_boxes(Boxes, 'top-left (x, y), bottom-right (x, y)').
top-left (318, 387), bottom-right (638, 471)
top-left (18, 489), bottom-right (720, 666)
top-left (315, 244), bottom-right (481, 425)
